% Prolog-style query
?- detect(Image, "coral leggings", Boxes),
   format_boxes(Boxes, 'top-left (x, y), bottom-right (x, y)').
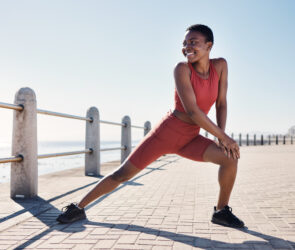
top-left (127, 110), bottom-right (215, 169)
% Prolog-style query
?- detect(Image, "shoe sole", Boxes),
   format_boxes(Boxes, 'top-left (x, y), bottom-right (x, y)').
top-left (211, 218), bottom-right (245, 228)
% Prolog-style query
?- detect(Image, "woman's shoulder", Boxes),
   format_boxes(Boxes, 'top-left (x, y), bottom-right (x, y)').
top-left (174, 61), bottom-right (190, 70)
top-left (174, 61), bottom-right (191, 76)
top-left (210, 57), bottom-right (227, 78)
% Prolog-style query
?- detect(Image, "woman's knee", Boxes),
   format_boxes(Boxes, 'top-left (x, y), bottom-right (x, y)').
top-left (110, 160), bottom-right (141, 183)
top-left (203, 143), bottom-right (239, 167)
top-left (222, 156), bottom-right (238, 168)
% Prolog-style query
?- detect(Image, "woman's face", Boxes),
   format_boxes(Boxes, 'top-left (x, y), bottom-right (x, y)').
top-left (182, 31), bottom-right (212, 63)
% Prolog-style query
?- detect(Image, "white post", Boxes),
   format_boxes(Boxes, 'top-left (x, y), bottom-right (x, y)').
top-left (144, 121), bottom-right (151, 136)
top-left (11, 87), bottom-right (38, 198)
top-left (85, 107), bottom-right (100, 176)
top-left (121, 116), bottom-right (131, 163)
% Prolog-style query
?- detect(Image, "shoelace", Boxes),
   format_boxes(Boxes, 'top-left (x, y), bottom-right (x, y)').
top-left (61, 203), bottom-right (77, 213)
top-left (225, 206), bottom-right (232, 212)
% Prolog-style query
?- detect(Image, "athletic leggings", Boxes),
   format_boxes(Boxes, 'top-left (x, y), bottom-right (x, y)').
top-left (127, 110), bottom-right (215, 169)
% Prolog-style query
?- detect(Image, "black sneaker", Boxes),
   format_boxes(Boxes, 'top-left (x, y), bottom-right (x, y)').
top-left (56, 203), bottom-right (86, 224)
top-left (211, 205), bottom-right (245, 228)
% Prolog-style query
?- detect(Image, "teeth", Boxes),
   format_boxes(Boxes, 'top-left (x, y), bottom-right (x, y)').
top-left (186, 52), bottom-right (194, 56)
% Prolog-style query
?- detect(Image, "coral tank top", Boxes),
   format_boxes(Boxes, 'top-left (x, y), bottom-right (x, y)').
top-left (174, 59), bottom-right (220, 115)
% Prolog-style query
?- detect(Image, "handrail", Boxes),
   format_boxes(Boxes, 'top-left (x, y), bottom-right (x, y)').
top-left (0, 147), bottom-right (128, 164)
top-left (100, 120), bottom-right (126, 127)
top-left (37, 109), bottom-right (93, 122)
top-left (38, 149), bottom-right (92, 159)
top-left (100, 146), bottom-right (126, 151)
top-left (0, 155), bottom-right (23, 164)
top-left (131, 125), bottom-right (145, 129)
top-left (0, 146), bottom-right (129, 164)
top-left (0, 102), bottom-right (23, 111)
top-left (1, 102), bottom-right (147, 129)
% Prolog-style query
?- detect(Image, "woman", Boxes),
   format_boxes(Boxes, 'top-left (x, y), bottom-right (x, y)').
top-left (57, 24), bottom-right (244, 228)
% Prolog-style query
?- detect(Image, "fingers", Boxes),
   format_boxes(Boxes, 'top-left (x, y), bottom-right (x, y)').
top-left (222, 145), bottom-right (240, 160)
top-left (219, 144), bottom-right (229, 158)
top-left (219, 137), bottom-right (240, 160)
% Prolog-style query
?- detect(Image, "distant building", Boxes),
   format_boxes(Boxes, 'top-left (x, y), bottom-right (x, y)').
top-left (288, 125), bottom-right (295, 136)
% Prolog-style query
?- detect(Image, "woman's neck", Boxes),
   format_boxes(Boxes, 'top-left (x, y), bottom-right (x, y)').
top-left (192, 57), bottom-right (210, 76)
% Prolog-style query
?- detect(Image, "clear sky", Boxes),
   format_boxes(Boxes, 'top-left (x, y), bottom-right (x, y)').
top-left (0, 0), bottom-right (295, 143)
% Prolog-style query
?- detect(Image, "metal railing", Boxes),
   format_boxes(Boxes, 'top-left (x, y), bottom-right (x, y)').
top-left (0, 102), bottom-right (23, 111)
top-left (204, 132), bottom-right (293, 146)
top-left (0, 155), bottom-right (23, 164)
top-left (37, 108), bottom-right (93, 122)
top-left (38, 149), bottom-right (93, 159)
top-left (0, 87), bottom-right (151, 198)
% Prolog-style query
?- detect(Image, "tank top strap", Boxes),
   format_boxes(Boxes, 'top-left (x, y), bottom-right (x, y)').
top-left (209, 59), bottom-right (220, 80)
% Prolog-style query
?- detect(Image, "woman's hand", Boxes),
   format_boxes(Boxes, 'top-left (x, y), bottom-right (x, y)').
top-left (219, 136), bottom-right (240, 160)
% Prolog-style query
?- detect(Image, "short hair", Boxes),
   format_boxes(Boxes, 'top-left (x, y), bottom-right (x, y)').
top-left (186, 24), bottom-right (214, 44)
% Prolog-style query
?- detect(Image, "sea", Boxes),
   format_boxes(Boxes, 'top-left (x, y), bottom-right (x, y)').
top-left (0, 140), bottom-right (140, 183)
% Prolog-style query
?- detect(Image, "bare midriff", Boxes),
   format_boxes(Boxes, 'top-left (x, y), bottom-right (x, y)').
top-left (172, 109), bottom-right (197, 126)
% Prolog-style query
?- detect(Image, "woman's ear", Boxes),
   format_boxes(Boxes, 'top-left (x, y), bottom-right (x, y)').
top-left (206, 42), bottom-right (213, 51)
top-left (182, 48), bottom-right (187, 57)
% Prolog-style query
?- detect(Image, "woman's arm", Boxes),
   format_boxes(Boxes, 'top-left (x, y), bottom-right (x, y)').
top-left (215, 58), bottom-right (231, 157)
top-left (174, 61), bottom-right (239, 159)
top-left (216, 58), bottom-right (228, 132)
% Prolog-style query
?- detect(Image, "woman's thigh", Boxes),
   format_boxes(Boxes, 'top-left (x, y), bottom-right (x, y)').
top-left (176, 134), bottom-right (215, 162)
top-left (127, 115), bottom-right (182, 170)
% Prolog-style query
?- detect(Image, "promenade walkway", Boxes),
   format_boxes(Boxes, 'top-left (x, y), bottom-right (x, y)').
top-left (0, 145), bottom-right (295, 249)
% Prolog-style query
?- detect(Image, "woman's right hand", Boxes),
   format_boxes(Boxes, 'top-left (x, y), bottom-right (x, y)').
top-left (219, 135), bottom-right (240, 160)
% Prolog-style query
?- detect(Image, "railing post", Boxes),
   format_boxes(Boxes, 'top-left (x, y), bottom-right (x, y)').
top-left (85, 107), bottom-right (100, 176)
top-left (283, 136), bottom-right (286, 145)
top-left (291, 136), bottom-right (293, 145)
top-left (121, 116), bottom-right (131, 163)
top-left (276, 135), bottom-right (278, 145)
top-left (205, 131), bottom-right (208, 137)
top-left (11, 87), bottom-right (38, 198)
top-left (239, 133), bottom-right (242, 146)
top-left (144, 121), bottom-right (151, 136)
top-left (231, 133), bottom-right (234, 139)
top-left (268, 135), bottom-right (271, 145)
top-left (261, 135), bottom-right (264, 145)
top-left (254, 134), bottom-right (256, 146)
top-left (246, 134), bottom-right (249, 146)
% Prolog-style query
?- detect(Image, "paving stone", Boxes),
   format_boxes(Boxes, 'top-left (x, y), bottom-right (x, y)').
top-left (71, 244), bottom-right (93, 250)
top-left (93, 239), bottom-right (116, 248)
top-left (116, 234), bottom-right (138, 244)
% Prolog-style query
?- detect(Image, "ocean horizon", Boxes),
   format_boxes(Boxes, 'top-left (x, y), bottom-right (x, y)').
top-left (0, 139), bottom-right (140, 183)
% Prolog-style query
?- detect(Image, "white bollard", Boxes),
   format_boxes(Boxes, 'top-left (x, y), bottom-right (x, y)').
top-left (144, 121), bottom-right (151, 136)
top-left (11, 87), bottom-right (38, 198)
top-left (121, 116), bottom-right (131, 163)
top-left (85, 107), bottom-right (100, 176)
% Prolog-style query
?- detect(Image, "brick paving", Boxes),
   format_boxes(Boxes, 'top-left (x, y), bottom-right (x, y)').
top-left (0, 145), bottom-right (295, 249)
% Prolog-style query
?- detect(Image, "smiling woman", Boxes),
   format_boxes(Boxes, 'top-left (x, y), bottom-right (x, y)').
top-left (56, 24), bottom-right (245, 229)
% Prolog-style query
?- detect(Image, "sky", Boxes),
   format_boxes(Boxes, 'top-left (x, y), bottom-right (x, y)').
top-left (0, 0), bottom-right (295, 143)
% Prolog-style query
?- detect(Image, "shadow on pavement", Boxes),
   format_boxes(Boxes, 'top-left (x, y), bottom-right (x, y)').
top-left (84, 221), bottom-right (295, 249)
top-left (0, 180), bottom-right (98, 225)
top-left (8, 155), bottom-right (180, 249)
